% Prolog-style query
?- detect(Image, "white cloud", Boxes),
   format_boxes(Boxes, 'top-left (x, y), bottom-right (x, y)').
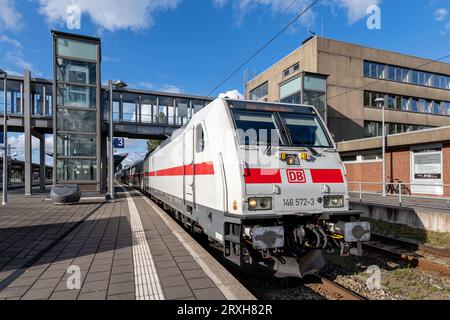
top-left (0, 35), bottom-right (39, 75)
top-left (213, 0), bottom-right (228, 8)
top-left (435, 8), bottom-right (448, 21)
top-left (215, 0), bottom-right (382, 25)
top-left (159, 84), bottom-right (182, 93)
top-left (37, 0), bottom-right (181, 31)
top-left (337, 0), bottom-right (381, 24)
top-left (135, 82), bottom-right (155, 90)
top-left (0, 0), bottom-right (22, 30)
top-left (218, 89), bottom-right (244, 99)
top-left (0, 34), bottom-right (22, 48)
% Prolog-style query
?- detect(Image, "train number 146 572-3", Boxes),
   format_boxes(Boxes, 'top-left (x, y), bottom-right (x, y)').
top-left (282, 198), bottom-right (315, 207)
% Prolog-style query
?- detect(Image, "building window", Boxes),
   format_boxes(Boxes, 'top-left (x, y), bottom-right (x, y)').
top-left (249, 82), bottom-right (268, 101)
top-left (364, 90), bottom-right (450, 116)
top-left (364, 121), bottom-right (433, 137)
top-left (280, 77), bottom-right (301, 102)
top-left (283, 62), bottom-right (300, 78)
top-left (364, 60), bottom-right (450, 91)
top-left (196, 124), bottom-right (205, 153)
top-left (56, 159), bottom-right (97, 181)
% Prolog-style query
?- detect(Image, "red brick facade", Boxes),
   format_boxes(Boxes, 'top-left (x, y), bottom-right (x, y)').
top-left (344, 145), bottom-right (450, 196)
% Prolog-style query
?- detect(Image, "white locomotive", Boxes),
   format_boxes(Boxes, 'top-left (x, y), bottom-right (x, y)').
top-left (123, 98), bottom-right (371, 277)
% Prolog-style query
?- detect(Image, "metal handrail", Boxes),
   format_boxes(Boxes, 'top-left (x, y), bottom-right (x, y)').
top-left (347, 181), bottom-right (450, 207)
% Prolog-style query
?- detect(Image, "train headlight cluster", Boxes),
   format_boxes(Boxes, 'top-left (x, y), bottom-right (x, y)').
top-left (280, 152), bottom-right (310, 165)
top-left (248, 197), bottom-right (272, 211)
top-left (323, 195), bottom-right (344, 208)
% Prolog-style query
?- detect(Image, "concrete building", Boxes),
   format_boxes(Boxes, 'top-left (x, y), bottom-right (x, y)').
top-left (245, 36), bottom-right (450, 142)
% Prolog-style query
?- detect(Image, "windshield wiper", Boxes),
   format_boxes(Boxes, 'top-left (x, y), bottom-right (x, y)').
top-left (305, 146), bottom-right (320, 156)
top-left (263, 142), bottom-right (272, 156)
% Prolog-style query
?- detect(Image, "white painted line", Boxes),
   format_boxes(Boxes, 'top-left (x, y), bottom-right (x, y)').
top-left (124, 189), bottom-right (165, 300)
top-left (140, 195), bottom-right (256, 300)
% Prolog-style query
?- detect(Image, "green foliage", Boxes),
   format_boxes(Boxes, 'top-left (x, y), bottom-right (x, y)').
top-left (147, 139), bottom-right (162, 152)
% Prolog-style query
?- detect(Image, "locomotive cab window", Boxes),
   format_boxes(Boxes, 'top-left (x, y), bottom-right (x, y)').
top-left (232, 110), bottom-right (285, 146)
top-left (196, 124), bottom-right (205, 152)
top-left (279, 113), bottom-right (332, 148)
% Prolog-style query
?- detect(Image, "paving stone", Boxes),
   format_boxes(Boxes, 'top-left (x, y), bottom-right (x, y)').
top-left (0, 286), bottom-right (30, 299)
top-left (108, 282), bottom-right (134, 296)
top-left (158, 267), bottom-right (182, 278)
top-left (7, 276), bottom-right (37, 288)
top-left (78, 290), bottom-right (107, 300)
top-left (49, 290), bottom-right (80, 300)
top-left (160, 275), bottom-right (188, 288)
top-left (107, 293), bottom-right (135, 300)
top-left (81, 280), bottom-right (109, 293)
top-left (163, 285), bottom-right (193, 300)
top-left (193, 288), bottom-right (226, 300)
top-left (178, 262), bottom-right (201, 271)
top-left (30, 277), bottom-right (61, 290)
top-left (109, 272), bottom-right (134, 284)
top-left (187, 277), bottom-right (216, 290)
top-left (84, 271), bottom-right (111, 283)
top-left (174, 256), bottom-right (196, 263)
top-left (182, 269), bottom-right (208, 280)
top-left (21, 287), bottom-right (54, 300)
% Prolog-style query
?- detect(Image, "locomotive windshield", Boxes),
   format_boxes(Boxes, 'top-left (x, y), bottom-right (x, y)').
top-left (233, 110), bottom-right (285, 146)
top-left (278, 113), bottom-right (331, 148)
top-left (231, 108), bottom-right (332, 148)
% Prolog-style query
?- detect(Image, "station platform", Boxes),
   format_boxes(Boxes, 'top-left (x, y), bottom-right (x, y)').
top-left (0, 186), bottom-right (255, 300)
top-left (349, 193), bottom-right (450, 232)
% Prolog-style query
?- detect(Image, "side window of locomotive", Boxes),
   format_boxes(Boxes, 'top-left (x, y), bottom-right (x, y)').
top-left (232, 110), bottom-right (284, 146)
top-left (196, 124), bottom-right (205, 153)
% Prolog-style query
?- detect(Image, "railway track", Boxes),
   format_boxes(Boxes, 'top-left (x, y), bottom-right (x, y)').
top-left (363, 234), bottom-right (450, 276)
top-left (309, 274), bottom-right (367, 300)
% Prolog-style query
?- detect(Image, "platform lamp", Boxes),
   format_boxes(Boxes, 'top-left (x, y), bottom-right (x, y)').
top-left (107, 80), bottom-right (127, 201)
top-left (375, 96), bottom-right (386, 197)
top-left (0, 69), bottom-right (7, 206)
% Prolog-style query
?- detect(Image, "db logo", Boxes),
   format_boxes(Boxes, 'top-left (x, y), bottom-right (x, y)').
top-left (286, 169), bottom-right (306, 183)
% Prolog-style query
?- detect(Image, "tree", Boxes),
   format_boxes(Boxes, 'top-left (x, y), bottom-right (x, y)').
top-left (147, 139), bottom-right (162, 152)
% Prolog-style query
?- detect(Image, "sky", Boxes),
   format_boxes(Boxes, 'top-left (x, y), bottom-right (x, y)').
top-left (1, 0), bottom-right (450, 166)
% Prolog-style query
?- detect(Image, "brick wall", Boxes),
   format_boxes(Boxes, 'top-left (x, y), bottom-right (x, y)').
top-left (344, 145), bottom-right (450, 196)
top-left (345, 161), bottom-right (382, 193)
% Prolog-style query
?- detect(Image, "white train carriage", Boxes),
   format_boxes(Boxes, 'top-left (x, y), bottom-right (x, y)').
top-left (125, 98), bottom-right (371, 277)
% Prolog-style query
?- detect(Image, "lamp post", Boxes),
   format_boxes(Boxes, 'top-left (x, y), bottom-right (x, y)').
top-left (107, 80), bottom-right (127, 201)
top-left (375, 97), bottom-right (386, 197)
top-left (1, 69), bottom-right (7, 206)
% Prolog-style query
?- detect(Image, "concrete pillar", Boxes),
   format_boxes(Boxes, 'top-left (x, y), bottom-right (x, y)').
top-left (39, 135), bottom-right (45, 193)
top-left (23, 69), bottom-right (32, 196)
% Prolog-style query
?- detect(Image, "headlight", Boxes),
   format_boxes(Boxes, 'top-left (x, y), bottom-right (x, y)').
top-left (248, 197), bottom-right (272, 211)
top-left (323, 195), bottom-right (344, 208)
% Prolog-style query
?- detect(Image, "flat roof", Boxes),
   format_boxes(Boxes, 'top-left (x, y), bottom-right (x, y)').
top-left (337, 126), bottom-right (450, 153)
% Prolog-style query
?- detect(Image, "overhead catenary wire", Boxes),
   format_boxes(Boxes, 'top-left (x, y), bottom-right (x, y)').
top-left (205, 0), bottom-right (321, 97)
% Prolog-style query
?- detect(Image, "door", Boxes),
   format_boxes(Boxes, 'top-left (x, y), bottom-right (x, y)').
top-left (184, 127), bottom-right (195, 208)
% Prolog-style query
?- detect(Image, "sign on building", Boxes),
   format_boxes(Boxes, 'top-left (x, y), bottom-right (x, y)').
top-left (411, 147), bottom-right (443, 195)
top-left (113, 138), bottom-right (125, 149)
